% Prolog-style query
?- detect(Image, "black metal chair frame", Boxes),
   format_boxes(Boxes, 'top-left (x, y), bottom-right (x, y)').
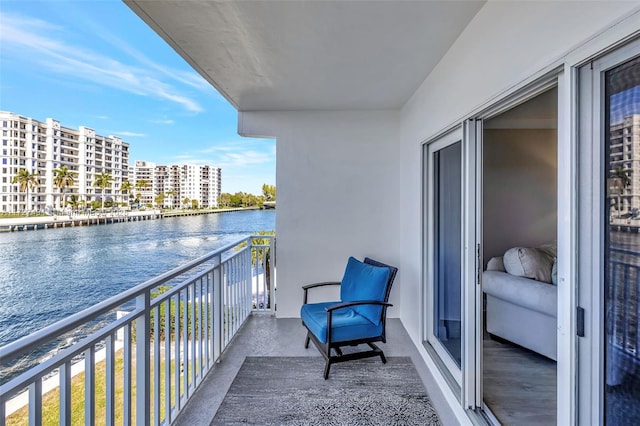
top-left (301, 257), bottom-right (398, 379)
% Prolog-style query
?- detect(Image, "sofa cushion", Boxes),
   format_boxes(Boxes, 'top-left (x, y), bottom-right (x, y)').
top-left (503, 247), bottom-right (554, 283)
top-left (483, 270), bottom-right (557, 317)
top-left (340, 256), bottom-right (390, 325)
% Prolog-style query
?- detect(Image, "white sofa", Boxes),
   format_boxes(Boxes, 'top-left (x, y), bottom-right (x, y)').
top-left (483, 245), bottom-right (557, 361)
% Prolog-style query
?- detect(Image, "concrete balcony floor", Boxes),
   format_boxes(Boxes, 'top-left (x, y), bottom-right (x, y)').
top-left (174, 313), bottom-right (458, 425)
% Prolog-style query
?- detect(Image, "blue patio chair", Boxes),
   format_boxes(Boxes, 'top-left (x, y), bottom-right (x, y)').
top-left (300, 256), bottom-right (398, 379)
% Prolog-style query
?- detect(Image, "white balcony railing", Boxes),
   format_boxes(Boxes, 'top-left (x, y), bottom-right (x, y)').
top-left (0, 235), bottom-right (275, 425)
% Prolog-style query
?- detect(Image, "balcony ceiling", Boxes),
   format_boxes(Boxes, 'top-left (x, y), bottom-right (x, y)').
top-left (125, 0), bottom-right (485, 111)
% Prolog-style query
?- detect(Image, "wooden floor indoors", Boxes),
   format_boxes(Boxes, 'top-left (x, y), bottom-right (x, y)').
top-left (483, 336), bottom-right (557, 425)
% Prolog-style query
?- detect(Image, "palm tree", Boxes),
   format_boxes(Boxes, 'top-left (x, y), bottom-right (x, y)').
top-left (12, 169), bottom-right (39, 214)
top-left (53, 166), bottom-right (76, 211)
top-left (183, 197), bottom-right (190, 209)
top-left (135, 179), bottom-right (151, 207)
top-left (66, 195), bottom-right (81, 213)
top-left (120, 180), bottom-right (133, 207)
top-left (94, 172), bottom-right (113, 212)
top-left (610, 166), bottom-right (632, 217)
top-left (154, 193), bottom-right (166, 209)
top-left (166, 188), bottom-right (176, 209)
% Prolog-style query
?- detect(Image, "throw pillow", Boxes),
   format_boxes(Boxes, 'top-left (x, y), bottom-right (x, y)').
top-left (486, 256), bottom-right (506, 272)
top-left (538, 242), bottom-right (558, 259)
top-left (551, 258), bottom-right (558, 285)
top-left (503, 247), bottom-right (554, 283)
top-left (340, 257), bottom-right (391, 325)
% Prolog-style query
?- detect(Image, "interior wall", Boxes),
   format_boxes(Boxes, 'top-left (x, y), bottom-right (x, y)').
top-left (483, 129), bottom-right (557, 264)
top-left (240, 110), bottom-right (402, 318)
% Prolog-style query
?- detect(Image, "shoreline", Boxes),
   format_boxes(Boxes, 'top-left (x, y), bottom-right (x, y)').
top-left (0, 207), bottom-right (266, 232)
top-left (0, 210), bottom-right (162, 232)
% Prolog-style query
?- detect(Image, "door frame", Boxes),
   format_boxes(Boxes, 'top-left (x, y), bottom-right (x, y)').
top-left (577, 37), bottom-right (640, 426)
top-left (424, 126), bottom-right (465, 388)
top-left (473, 75), bottom-right (563, 420)
top-left (422, 72), bottom-right (564, 422)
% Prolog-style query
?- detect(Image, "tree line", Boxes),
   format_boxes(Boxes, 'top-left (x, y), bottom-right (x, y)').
top-left (12, 167), bottom-right (276, 211)
top-left (218, 184), bottom-right (276, 208)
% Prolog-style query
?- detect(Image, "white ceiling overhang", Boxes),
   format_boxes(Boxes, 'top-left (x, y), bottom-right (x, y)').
top-left (125, 1), bottom-right (485, 111)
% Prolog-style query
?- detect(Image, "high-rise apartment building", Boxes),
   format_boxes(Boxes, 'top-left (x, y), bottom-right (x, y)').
top-left (131, 161), bottom-right (221, 209)
top-left (0, 111), bottom-right (130, 213)
top-left (131, 160), bottom-right (156, 206)
top-left (609, 113), bottom-right (640, 216)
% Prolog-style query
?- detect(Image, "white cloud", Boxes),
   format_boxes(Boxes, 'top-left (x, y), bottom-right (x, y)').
top-left (113, 131), bottom-right (147, 137)
top-left (188, 140), bottom-right (275, 167)
top-left (217, 150), bottom-right (273, 167)
top-left (0, 13), bottom-right (205, 113)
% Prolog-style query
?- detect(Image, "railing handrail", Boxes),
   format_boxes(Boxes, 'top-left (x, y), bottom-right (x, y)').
top-left (0, 235), bottom-right (259, 364)
top-left (0, 307), bottom-right (142, 398)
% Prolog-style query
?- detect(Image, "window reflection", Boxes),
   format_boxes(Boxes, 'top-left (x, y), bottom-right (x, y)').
top-left (605, 55), bottom-right (640, 425)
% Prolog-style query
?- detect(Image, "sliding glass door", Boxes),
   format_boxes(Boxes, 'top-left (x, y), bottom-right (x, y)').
top-left (426, 130), bottom-right (464, 385)
top-left (603, 52), bottom-right (640, 425)
top-left (424, 123), bottom-right (482, 409)
top-left (579, 39), bottom-right (640, 425)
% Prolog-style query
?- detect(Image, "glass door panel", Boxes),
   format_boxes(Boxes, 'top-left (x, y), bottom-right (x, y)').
top-left (604, 54), bottom-right (640, 425)
top-left (425, 130), bottom-right (464, 387)
top-left (433, 142), bottom-right (463, 368)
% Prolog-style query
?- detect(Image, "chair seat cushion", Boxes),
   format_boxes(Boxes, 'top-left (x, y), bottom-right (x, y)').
top-left (301, 302), bottom-right (383, 344)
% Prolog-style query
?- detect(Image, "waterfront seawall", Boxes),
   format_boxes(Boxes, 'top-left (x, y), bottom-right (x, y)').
top-left (0, 207), bottom-right (267, 232)
top-left (0, 210), bottom-right (162, 232)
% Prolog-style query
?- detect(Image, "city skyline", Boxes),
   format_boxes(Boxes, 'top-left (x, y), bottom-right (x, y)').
top-left (0, 1), bottom-right (275, 195)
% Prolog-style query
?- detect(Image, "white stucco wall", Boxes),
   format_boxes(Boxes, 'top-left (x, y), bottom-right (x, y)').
top-left (239, 110), bottom-right (401, 318)
top-left (397, 0), bottom-right (639, 343)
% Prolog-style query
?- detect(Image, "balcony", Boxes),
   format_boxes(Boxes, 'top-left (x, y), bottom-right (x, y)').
top-left (0, 236), bottom-right (274, 426)
top-left (0, 235), bottom-right (455, 425)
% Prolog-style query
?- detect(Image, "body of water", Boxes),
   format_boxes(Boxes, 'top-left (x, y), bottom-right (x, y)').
top-left (0, 210), bottom-right (275, 349)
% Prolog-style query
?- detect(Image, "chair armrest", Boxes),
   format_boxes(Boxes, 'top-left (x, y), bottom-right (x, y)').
top-left (302, 281), bottom-right (341, 291)
top-left (302, 281), bottom-right (341, 304)
top-left (325, 300), bottom-right (393, 312)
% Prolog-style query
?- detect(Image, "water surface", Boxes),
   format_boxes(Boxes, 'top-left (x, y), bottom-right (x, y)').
top-left (0, 210), bottom-right (275, 348)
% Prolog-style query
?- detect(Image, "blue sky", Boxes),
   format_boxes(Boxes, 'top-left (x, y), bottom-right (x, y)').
top-left (0, 1), bottom-right (275, 195)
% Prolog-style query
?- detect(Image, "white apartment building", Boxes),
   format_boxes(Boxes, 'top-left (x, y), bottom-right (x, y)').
top-left (131, 160), bottom-right (156, 206)
top-left (0, 111), bottom-right (130, 212)
top-left (131, 161), bottom-right (221, 209)
top-left (609, 113), bottom-right (640, 216)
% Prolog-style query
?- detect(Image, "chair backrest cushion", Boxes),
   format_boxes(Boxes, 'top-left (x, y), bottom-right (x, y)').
top-left (340, 256), bottom-right (391, 325)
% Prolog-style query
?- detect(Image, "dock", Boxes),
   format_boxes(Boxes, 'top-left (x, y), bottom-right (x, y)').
top-left (0, 210), bottom-right (162, 232)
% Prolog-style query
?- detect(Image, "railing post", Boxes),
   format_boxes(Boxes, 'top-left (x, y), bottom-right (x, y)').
top-left (135, 292), bottom-right (151, 426)
top-left (59, 362), bottom-right (71, 425)
top-left (28, 380), bottom-right (41, 426)
top-left (269, 236), bottom-right (276, 314)
top-left (213, 254), bottom-right (222, 360)
top-left (249, 238), bottom-right (256, 313)
top-left (85, 348), bottom-right (95, 426)
top-left (0, 396), bottom-right (5, 426)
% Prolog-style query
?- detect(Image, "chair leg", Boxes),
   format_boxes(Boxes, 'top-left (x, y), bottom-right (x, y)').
top-left (324, 360), bottom-right (331, 380)
top-left (367, 342), bottom-right (386, 364)
top-left (304, 333), bottom-right (310, 349)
